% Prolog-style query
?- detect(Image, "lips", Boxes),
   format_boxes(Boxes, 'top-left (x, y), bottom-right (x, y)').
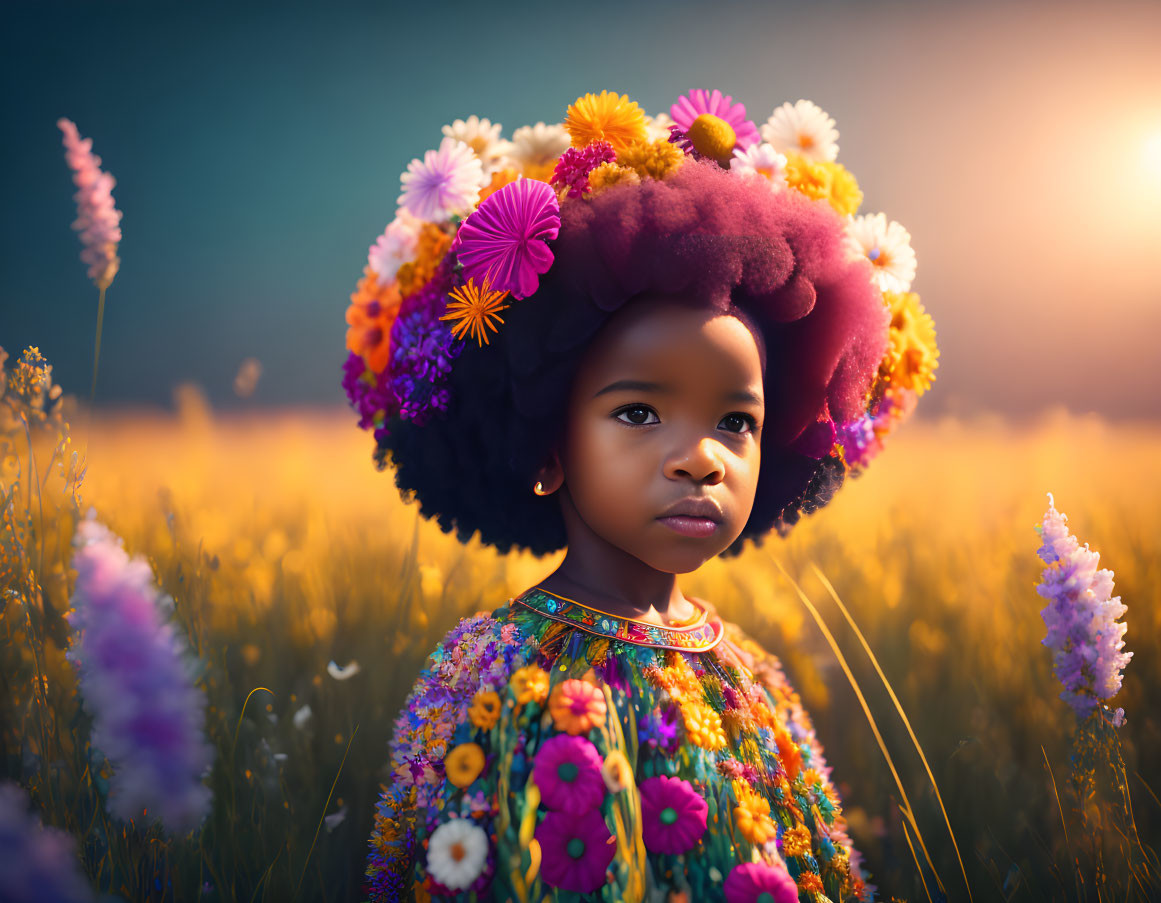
top-left (657, 496), bottom-right (723, 522)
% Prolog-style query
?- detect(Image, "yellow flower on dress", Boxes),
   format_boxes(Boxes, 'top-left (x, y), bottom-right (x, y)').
top-left (880, 291), bottom-right (939, 395)
top-left (587, 161), bottom-right (640, 195)
top-left (781, 823), bottom-right (813, 858)
top-left (731, 780), bottom-right (776, 845)
top-left (617, 139), bottom-right (685, 181)
top-left (468, 689), bottom-right (502, 730)
top-left (548, 678), bottom-right (607, 735)
top-left (601, 751), bottom-right (633, 793)
top-left (445, 742), bottom-right (485, 789)
top-left (682, 701), bottom-right (727, 751)
top-left (440, 278), bottom-right (511, 347)
top-left (510, 664), bottom-right (550, 707)
top-left (564, 91), bottom-right (648, 152)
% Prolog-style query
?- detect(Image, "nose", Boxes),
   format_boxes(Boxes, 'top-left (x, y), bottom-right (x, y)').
top-left (664, 435), bottom-right (726, 484)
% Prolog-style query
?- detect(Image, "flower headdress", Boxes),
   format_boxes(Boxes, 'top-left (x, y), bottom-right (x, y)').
top-left (342, 90), bottom-right (939, 478)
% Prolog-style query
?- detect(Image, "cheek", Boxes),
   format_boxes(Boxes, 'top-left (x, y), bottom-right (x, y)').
top-left (564, 420), bottom-right (649, 507)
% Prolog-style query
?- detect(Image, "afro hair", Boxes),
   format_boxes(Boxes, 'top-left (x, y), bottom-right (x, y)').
top-left (377, 158), bottom-right (889, 557)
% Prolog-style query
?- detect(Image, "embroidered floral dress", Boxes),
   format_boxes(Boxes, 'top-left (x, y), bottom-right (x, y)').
top-left (365, 586), bottom-right (874, 903)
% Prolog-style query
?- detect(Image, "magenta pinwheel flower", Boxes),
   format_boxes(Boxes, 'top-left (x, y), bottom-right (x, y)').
top-left (638, 775), bottom-right (707, 854)
top-left (532, 734), bottom-right (606, 814)
top-left (1035, 492), bottom-right (1132, 725)
top-left (451, 178), bottom-right (560, 299)
top-left (670, 89), bottom-right (761, 153)
top-left (535, 808), bottom-right (615, 894)
top-left (723, 860), bottom-right (799, 903)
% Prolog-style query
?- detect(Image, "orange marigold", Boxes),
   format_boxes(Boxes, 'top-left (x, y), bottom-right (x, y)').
top-left (781, 824), bottom-right (813, 858)
top-left (395, 223), bottom-right (451, 299)
top-left (444, 742), bottom-right (485, 789)
top-left (564, 90), bottom-right (648, 152)
top-left (731, 780), bottom-right (776, 845)
top-left (796, 871), bottom-right (824, 893)
top-left (468, 689), bottom-right (502, 730)
top-left (510, 664), bottom-right (550, 707)
top-left (587, 161), bottom-right (640, 195)
top-left (682, 701), bottom-right (727, 751)
top-left (548, 678), bottom-right (607, 735)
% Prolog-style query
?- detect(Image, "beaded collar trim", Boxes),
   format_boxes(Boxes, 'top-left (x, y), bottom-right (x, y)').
top-left (511, 586), bottom-right (724, 653)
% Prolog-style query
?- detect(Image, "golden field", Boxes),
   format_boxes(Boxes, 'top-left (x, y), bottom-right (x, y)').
top-left (4, 384), bottom-right (1160, 902)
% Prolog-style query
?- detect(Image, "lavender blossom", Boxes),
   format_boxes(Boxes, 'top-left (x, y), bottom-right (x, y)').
top-left (67, 511), bottom-right (214, 834)
top-left (0, 782), bottom-right (96, 903)
top-left (1035, 492), bottom-right (1132, 725)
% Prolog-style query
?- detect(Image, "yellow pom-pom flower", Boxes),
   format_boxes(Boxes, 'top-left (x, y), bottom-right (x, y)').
top-left (784, 152), bottom-right (863, 217)
top-left (881, 291), bottom-right (940, 395)
top-left (564, 90), bottom-right (648, 152)
top-left (681, 701), bottom-right (727, 751)
top-left (616, 139), bottom-right (685, 181)
top-left (731, 780), bottom-right (777, 845)
top-left (510, 664), bottom-right (550, 707)
top-left (587, 161), bottom-right (641, 195)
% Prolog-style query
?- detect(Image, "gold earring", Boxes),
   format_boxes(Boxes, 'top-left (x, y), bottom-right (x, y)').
top-left (533, 480), bottom-right (548, 496)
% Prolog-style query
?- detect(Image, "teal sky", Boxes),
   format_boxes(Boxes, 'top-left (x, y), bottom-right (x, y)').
top-left (3, 0), bottom-right (1160, 418)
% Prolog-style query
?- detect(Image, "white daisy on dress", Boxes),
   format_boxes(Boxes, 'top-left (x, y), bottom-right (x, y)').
top-left (367, 207), bottom-right (423, 285)
top-left (398, 137), bottom-right (486, 223)
top-left (427, 818), bottom-right (489, 890)
top-left (442, 115), bottom-right (515, 175)
top-left (844, 212), bottom-right (918, 293)
top-left (729, 142), bottom-right (789, 190)
top-left (761, 99), bottom-right (839, 163)
top-left (643, 111), bottom-right (676, 143)
top-left (509, 121), bottom-right (571, 169)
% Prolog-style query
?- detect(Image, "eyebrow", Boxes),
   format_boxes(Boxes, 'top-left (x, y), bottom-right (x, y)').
top-left (593, 379), bottom-right (763, 406)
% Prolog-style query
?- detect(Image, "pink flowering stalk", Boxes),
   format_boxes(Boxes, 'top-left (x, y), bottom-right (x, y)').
top-left (0, 782), bottom-right (96, 903)
top-left (67, 511), bottom-right (214, 834)
top-left (1035, 492), bottom-right (1132, 726)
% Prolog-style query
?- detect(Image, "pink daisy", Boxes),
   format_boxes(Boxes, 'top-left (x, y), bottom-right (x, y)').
top-left (535, 809), bottom-right (615, 894)
top-left (670, 89), bottom-right (760, 152)
top-left (638, 775), bottom-right (707, 854)
top-left (532, 734), bottom-right (606, 815)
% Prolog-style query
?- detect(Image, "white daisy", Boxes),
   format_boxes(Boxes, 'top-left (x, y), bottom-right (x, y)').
top-left (643, 111), bottom-right (676, 143)
top-left (509, 121), bottom-right (571, 168)
top-left (427, 818), bottom-right (489, 890)
top-left (729, 142), bottom-right (789, 190)
top-left (367, 207), bottom-right (423, 285)
top-left (442, 115), bottom-right (515, 175)
top-left (398, 137), bottom-right (486, 223)
top-left (761, 99), bottom-right (839, 163)
top-left (844, 212), bottom-right (918, 294)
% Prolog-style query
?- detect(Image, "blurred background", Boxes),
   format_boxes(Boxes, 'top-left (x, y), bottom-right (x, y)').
top-left (3, 0), bottom-right (1160, 419)
top-left (2, 1), bottom-right (1160, 901)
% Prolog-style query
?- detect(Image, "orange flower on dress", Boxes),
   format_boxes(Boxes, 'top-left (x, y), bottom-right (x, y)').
top-left (774, 724), bottom-right (803, 781)
top-left (445, 742), bottom-right (485, 789)
top-left (468, 690), bottom-right (502, 730)
top-left (781, 824), bottom-right (812, 858)
top-left (681, 701), bottom-right (727, 751)
top-left (731, 780), bottom-right (776, 845)
top-left (345, 267), bottom-right (402, 374)
top-left (548, 678), bottom-right (607, 735)
top-left (797, 871), bottom-right (824, 894)
top-left (510, 665), bottom-right (550, 707)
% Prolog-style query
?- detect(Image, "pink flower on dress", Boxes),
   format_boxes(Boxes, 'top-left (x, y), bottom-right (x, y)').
top-left (723, 861), bottom-right (799, 903)
top-left (548, 678), bottom-right (607, 735)
top-left (638, 775), bottom-right (707, 854)
top-left (451, 178), bottom-right (560, 299)
top-left (58, 118), bottom-right (122, 291)
top-left (532, 734), bottom-right (606, 814)
top-left (669, 89), bottom-right (760, 152)
top-left (535, 809), bottom-right (615, 894)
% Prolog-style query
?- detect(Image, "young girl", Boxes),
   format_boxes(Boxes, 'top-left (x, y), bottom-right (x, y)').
top-left (344, 90), bottom-right (939, 903)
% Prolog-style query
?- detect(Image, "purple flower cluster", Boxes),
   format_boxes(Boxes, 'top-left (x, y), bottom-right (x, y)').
top-left (549, 140), bottom-right (616, 198)
top-left (0, 782), bottom-right (95, 903)
top-left (67, 512), bottom-right (214, 834)
top-left (835, 386), bottom-right (918, 473)
top-left (1035, 492), bottom-right (1132, 725)
top-left (341, 352), bottom-right (396, 444)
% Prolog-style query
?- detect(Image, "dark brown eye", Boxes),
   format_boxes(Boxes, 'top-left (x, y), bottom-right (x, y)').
top-left (720, 413), bottom-right (758, 434)
top-left (615, 405), bottom-right (659, 426)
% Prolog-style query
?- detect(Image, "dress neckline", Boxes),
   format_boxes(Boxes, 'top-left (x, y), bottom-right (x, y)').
top-left (510, 586), bottom-right (724, 653)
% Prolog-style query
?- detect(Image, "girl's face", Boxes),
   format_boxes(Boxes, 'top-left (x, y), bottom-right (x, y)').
top-left (554, 294), bottom-right (765, 575)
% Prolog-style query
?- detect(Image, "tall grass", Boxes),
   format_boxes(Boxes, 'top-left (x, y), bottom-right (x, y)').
top-left (2, 364), bottom-right (1159, 900)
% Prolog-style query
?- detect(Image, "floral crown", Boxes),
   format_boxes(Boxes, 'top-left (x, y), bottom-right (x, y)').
top-left (342, 89), bottom-right (939, 476)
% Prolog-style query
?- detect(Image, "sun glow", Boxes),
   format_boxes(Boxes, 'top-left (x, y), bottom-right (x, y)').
top-left (1144, 129), bottom-right (1161, 184)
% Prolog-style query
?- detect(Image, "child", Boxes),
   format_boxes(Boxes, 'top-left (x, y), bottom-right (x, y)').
top-left (344, 90), bottom-right (939, 903)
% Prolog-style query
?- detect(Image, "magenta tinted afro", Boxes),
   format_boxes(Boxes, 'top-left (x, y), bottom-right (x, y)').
top-left (380, 158), bottom-right (890, 556)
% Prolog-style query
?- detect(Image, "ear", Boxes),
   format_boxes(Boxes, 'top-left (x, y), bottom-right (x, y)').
top-left (534, 450), bottom-right (564, 495)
